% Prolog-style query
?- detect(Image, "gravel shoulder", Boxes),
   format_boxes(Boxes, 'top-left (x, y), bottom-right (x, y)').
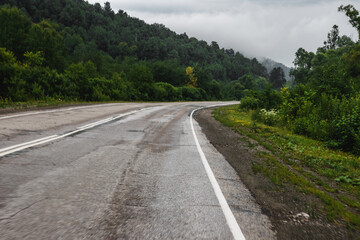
top-left (194, 108), bottom-right (352, 240)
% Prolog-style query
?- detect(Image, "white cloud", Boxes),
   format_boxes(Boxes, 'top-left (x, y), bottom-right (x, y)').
top-left (88, 0), bottom-right (359, 66)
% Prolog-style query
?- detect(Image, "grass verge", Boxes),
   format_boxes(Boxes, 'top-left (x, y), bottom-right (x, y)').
top-left (213, 105), bottom-right (360, 233)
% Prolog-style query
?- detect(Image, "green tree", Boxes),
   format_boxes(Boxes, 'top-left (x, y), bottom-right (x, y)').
top-left (0, 1), bottom-right (278, 102)
top-left (323, 25), bottom-right (340, 50)
top-left (0, 7), bottom-right (31, 59)
top-left (291, 48), bottom-right (315, 85)
top-left (269, 67), bottom-right (286, 89)
top-left (64, 61), bottom-right (99, 100)
top-left (128, 64), bottom-right (154, 100)
top-left (344, 44), bottom-right (360, 93)
top-left (23, 51), bottom-right (44, 67)
top-left (89, 25), bottom-right (109, 52)
top-left (0, 48), bottom-right (26, 100)
top-left (150, 60), bottom-right (186, 87)
top-left (27, 20), bottom-right (66, 70)
top-left (338, 4), bottom-right (360, 39)
top-left (208, 79), bottom-right (222, 99)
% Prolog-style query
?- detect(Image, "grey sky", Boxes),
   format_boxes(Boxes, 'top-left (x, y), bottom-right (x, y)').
top-left (88, 0), bottom-right (359, 67)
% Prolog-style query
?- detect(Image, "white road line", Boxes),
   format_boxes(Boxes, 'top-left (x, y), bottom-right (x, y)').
top-left (0, 135), bottom-right (58, 154)
top-left (190, 105), bottom-right (246, 240)
top-left (0, 135), bottom-right (61, 157)
top-left (0, 109), bottom-right (143, 158)
top-left (0, 103), bottom-right (123, 120)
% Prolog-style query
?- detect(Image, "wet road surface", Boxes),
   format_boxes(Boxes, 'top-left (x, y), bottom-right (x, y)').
top-left (0, 102), bottom-right (275, 239)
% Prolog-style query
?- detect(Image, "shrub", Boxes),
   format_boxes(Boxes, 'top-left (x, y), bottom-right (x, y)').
top-left (154, 82), bottom-right (181, 101)
top-left (252, 109), bottom-right (280, 126)
top-left (240, 96), bottom-right (260, 110)
top-left (329, 106), bottom-right (360, 153)
top-left (292, 117), bottom-right (311, 135)
top-left (179, 87), bottom-right (204, 101)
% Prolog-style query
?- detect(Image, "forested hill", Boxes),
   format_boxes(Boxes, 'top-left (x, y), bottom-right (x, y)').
top-left (261, 58), bottom-right (291, 81)
top-left (0, 0), bottom-right (271, 102)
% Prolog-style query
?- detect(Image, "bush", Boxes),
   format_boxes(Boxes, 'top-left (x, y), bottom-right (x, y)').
top-left (292, 117), bottom-right (311, 135)
top-left (240, 96), bottom-right (260, 110)
top-left (179, 87), bottom-right (205, 101)
top-left (251, 109), bottom-right (280, 126)
top-left (329, 106), bottom-right (360, 153)
top-left (277, 84), bottom-right (360, 153)
top-left (240, 87), bottom-right (282, 111)
top-left (153, 82), bottom-right (181, 101)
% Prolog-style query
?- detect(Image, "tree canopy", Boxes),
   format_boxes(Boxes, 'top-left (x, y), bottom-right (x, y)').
top-left (0, 0), bottom-right (270, 102)
top-left (241, 4), bottom-right (360, 155)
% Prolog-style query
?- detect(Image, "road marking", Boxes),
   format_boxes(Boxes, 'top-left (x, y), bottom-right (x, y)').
top-left (0, 103), bottom-right (124, 120)
top-left (190, 105), bottom-right (246, 240)
top-left (0, 109), bottom-right (143, 158)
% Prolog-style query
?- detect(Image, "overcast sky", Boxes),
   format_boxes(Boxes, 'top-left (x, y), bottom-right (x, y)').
top-left (88, 0), bottom-right (359, 67)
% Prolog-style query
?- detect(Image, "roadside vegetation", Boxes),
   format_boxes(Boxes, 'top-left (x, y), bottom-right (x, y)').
top-left (213, 4), bottom-right (360, 234)
top-left (232, 4), bottom-right (360, 156)
top-left (214, 105), bottom-right (360, 234)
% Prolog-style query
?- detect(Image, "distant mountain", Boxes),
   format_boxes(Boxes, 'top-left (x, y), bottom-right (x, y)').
top-left (261, 58), bottom-right (291, 81)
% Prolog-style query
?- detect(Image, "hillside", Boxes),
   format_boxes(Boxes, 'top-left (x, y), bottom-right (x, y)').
top-left (0, 0), bottom-right (272, 102)
top-left (261, 58), bottom-right (291, 81)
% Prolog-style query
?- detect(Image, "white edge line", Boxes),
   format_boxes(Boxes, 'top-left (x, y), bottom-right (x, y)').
top-left (0, 136), bottom-right (60, 157)
top-left (0, 109), bottom-right (143, 158)
top-left (190, 104), bottom-right (246, 240)
top-left (0, 135), bottom-right (58, 153)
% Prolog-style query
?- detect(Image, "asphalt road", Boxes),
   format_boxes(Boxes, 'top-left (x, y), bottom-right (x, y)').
top-left (0, 102), bottom-right (275, 239)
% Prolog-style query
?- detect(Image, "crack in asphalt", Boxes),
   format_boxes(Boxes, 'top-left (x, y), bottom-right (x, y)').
top-left (0, 198), bottom-right (47, 221)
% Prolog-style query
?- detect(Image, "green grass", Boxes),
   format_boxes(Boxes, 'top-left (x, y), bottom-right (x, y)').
top-left (213, 105), bottom-right (360, 231)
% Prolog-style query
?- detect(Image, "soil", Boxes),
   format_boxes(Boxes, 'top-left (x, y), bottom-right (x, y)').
top-left (194, 108), bottom-right (354, 240)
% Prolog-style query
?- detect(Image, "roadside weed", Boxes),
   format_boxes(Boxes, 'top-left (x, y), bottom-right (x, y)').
top-left (214, 105), bottom-right (360, 231)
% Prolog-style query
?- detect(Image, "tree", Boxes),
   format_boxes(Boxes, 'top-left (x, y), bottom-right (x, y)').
top-left (338, 4), bottom-right (360, 39)
top-left (337, 35), bottom-right (355, 49)
top-left (64, 61), bottom-right (99, 100)
top-left (293, 48), bottom-right (314, 69)
top-left (344, 44), bottom-right (360, 88)
top-left (208, 79), bottom-right (222, 99)
top-left (324, 25), bottom-right (340, 50)
top-left (291, 48), bottom-right (315, 85)
top-left (210, 41), bottom-right (219, 50)
top-left (89, 25), bottom-right (109, 52)
top-left (0, 2), bottom-right (274, 102)
top-left (230, 82), bottom-right (245, 100)
top-left (0, 48), bottom-right (26, 100)
top-left (128, 64), bottom-right (154, 100)
top-left (269, 67), bottom-right (286, 89)
top-left (27, 20), bottom-right (66, 70)
top-left (24, 51), bottom-right (44, 67)
top-left (0, 7), bottom-right (31, 59)
top-left (185, 66), bottom-right (197, 88)
top-left (104, 2), bottom-right (115, 19)
top-left (150, 60), bottom-right (186, 87)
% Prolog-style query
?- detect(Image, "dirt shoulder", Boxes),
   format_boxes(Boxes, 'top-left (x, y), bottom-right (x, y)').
top-left (0, 102), bottom-right (99, 115)
top-left (194, 108), bottom-right (352, 240)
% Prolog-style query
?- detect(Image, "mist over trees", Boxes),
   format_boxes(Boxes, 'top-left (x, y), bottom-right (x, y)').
top-left (0, 0), bottom-right (270, 102)
top-left (261, 58), bottom-right (291, 81)
top-left (269, 67), bottom-right (286, 89)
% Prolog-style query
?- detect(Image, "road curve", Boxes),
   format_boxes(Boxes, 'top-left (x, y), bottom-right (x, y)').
top-left (0, 102), bottom-right (275, 239)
